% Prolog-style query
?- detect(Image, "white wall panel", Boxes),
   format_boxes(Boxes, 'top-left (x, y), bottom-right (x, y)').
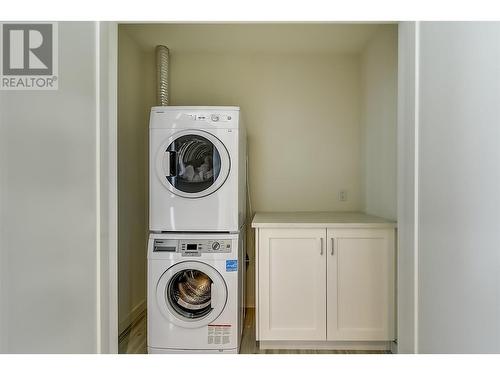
top-left (0, 21), bottom-right (114, 353)
top-left (418, 21), bottom-right (500, 353)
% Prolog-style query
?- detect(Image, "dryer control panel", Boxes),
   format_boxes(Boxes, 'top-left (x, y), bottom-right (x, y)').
top-left (153, 239), bottom-right (232, 257)
top-left (184, 113), bottom-right (233, 122)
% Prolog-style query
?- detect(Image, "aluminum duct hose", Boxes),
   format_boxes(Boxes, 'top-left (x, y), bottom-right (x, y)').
top-left (156, 45), bottom-right (169, 106)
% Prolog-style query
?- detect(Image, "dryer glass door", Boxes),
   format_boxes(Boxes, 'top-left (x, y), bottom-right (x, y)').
top-left (158, 130), bottom-right (230, 198)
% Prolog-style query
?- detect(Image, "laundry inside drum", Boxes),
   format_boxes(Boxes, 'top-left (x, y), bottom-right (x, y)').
top-left (166, 134), bottom-right (222, 194)
top-left (168, 269), bottom-right (214, 319)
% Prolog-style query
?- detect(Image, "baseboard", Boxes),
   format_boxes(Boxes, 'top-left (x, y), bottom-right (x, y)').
top-left (258, 340), bottom-right (392, 351)
top-left (119, 299), bottom-right (146, 337)
top-left (390, 340), bottom-right (398, 354)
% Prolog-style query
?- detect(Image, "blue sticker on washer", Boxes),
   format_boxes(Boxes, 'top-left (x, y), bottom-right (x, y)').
top-left (226, 260), bottom-right (238, 272)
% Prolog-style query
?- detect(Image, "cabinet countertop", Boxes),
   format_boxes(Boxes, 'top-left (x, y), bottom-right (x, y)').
top-left (251, 211), bottom-right (397, 229)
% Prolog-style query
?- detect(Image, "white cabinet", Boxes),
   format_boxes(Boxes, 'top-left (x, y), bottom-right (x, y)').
top-left (253, 212), bottom-right (396, 348)
top-left (258, 228), bottom-right (326, 341)
top-left (327, 229), bottom-right (395, 341)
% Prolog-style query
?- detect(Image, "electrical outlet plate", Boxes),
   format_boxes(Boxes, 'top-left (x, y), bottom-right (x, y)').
top-left (338, 190), bottom-right (347, 202)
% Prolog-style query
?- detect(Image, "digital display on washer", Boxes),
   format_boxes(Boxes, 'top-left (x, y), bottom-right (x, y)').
top-left (186, 244), bottom-right (197, 251)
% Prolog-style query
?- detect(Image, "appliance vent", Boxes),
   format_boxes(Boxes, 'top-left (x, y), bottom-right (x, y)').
top-left (156, 45), bottom-right (169, 106)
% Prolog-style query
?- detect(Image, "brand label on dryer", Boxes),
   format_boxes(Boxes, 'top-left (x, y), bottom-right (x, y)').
top-left (225, 259), bottom-right (238, 272)
top-left (208, 324), bottom-right (231, 345)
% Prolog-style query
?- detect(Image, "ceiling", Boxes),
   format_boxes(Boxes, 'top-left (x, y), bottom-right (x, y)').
top-left (120, 23), bottom-right (390, 54)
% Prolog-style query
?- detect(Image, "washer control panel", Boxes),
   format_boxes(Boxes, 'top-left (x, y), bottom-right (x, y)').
top-left (180, 239), bottom-right (232, 257)
top-left (153, 239), bottom-right (232, 256)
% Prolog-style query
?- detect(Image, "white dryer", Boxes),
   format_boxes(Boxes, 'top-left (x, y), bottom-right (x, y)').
top-left (147, 231), bottom-right (245, 353)
top-left (149, 106), bottom-right (246, 232)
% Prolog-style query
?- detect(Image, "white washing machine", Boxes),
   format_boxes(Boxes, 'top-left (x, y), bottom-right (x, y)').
top-left (147, 231), bottom-right (245, 354)
top-left (149, 106), bottom-right (246, 232)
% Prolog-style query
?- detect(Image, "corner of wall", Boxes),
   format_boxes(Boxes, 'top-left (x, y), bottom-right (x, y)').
top-left (117, 27), bottom-right (152, 338)
top-left (359, 24), bottom-right (398, 221)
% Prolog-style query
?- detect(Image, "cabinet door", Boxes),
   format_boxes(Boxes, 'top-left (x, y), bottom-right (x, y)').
top-left (327, 228), bottom-right (395, 341)
top-left (259, 228), bottom-right (326, 341)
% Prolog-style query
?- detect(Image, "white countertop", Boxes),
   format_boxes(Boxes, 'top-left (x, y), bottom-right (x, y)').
top-left (251, 211), bottom-right (397, 229)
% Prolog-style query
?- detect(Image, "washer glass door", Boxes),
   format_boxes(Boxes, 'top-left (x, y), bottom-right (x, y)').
top-left (157, 130), bottom-right (230, 198)
top-left (168, 269), bottom-right (213, 319)
top-left (157, 261), bottom-right (228, 328)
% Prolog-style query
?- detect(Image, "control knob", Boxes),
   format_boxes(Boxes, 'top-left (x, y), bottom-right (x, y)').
top-left (210, 114), bottom-right (220, 122)
top-left (212, 242), bottom-right (220, 251)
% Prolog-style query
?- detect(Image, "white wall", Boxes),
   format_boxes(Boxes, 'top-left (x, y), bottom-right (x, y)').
top-left (169, 52), bottom-right (363, 213)
top-left (361, 25), bottom-right (398, 220)
top-left (0, 22), bottom-right (113, 353)
top-left (117, 29), bottom-right (155, 334)
top-left (417, 22), bottom-right (500, 353)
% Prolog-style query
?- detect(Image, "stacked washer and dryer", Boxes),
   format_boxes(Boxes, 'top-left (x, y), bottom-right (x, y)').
top-left (147, 106), bottom-right (246, 354)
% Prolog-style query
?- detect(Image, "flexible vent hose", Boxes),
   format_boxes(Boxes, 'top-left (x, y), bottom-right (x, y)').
top-left (156, 45), bottom-right (169, 106)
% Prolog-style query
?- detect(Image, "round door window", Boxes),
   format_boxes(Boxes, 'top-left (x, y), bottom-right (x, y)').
top-left (157, 261), bottom-right (228, 328)
top-left (167, 269), bottom-right (214, 319)
top-left (160, 131), bottom-right (231, 197)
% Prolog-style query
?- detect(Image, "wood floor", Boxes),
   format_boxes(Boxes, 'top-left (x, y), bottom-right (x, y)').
top-left (119, 310), bottom-right (147, 354)
top-left (119, 308), bottom-right (390, 354)
top-left (239, 309), bottom-right (390, 354)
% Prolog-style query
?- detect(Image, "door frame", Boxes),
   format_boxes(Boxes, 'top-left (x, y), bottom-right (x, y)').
top-left (396, 21), bottom-right (419, 354)
top-left (98, 21), bottom-right (118, 354)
